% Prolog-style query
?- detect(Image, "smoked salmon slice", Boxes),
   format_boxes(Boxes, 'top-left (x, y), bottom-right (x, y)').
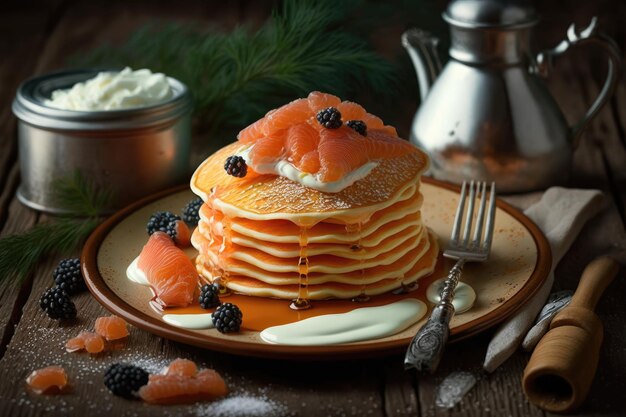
top-left (26, 366), bottom-right (68, 394)
top-left (139, 366), bottom-right (228, 404)
top-left (65, 331), bottom-right (105, 353)
top-left (237, 91), bottom-right (415, 183)
top-left (137, 232), bottom-right (198, 307)
top-left (164, 358), bottom-right (197, 377)
top-left (94, 315), bottom-right (129, 340)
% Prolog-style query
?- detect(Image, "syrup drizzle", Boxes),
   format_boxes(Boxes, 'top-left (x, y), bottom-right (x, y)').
top-left (346, 221), bottom-right (369, 303)
top-left (290, 226), bottom-right (311, 310)
top-left (401, 281), bottom-right (420, 293)
top-left (205, 211), bottom-right (218, 278)
top-left (208, 187), bottom-right (231, 296)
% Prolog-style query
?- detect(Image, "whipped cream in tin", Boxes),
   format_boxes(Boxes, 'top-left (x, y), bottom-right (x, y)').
top-left (45, 67), bottom-right (173, 111)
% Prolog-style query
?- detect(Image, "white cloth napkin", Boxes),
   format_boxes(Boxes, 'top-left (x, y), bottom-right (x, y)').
top-left (483, 187), bottom-right (605, 372)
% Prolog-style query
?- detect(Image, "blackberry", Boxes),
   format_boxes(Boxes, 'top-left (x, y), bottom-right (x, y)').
top-left (53, 258), bottom-right (84, 295)
top-left (224, 155), bottom-right (247, 178)
top-left (182, 197), bottom-right (203, 227)
top-left (212, 303), bottom-right (243, 333)
top-left (40, 287), bottom-right (77, 320)
top-left (346, 120), bottom-right (367, 136)
top-left (104, 363), bottom-right (149, 399)
top-left (316, 107), bottom-right (342, 129)
top-left (199, 284), bottom-right (221, 309)
top-left (146, 211), bottom-right (180, 239)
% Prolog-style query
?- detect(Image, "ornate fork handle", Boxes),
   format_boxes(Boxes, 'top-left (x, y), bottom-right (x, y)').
top-left (404, 259), bottom-right (465, 372)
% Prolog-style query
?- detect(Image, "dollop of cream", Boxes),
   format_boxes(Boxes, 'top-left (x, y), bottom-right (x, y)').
top-left (163, 313), bottom-right (214, 330)
top-left (126, 257), bottom-right (149, 285)
top-left (260, 299), bottom-right (427, 345)
top-left (426, 279), bottom-right (476, 314)
top-left (45, 67), bottom-right (173, 111)
top-left (237, 145), bottom-right (378, 193)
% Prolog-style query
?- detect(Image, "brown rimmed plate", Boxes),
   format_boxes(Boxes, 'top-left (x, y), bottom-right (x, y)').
top-left (82, 177), bottom-right (551, 360)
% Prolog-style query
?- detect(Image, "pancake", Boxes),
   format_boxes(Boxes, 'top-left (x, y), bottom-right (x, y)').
top-left (193, 225), bottom-right (426, 274)
top-left (196, 210), bottom-right (423, 258)
top-left (194, 230), bottom-right (435, 287)
top-left (198, 189), bottom-right (424, 244)
top-left (189, 92), bottom-right (438, 302)
top-left (196, 231), bottom-right (439, 300)
top-left (226, 223), bottom-right (422, 259)
top-left (191, 142), bottom-right (426, 225)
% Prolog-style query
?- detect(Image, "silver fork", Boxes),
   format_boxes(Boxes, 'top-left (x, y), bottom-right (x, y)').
top-left (404, 180), bottom-right (496, 373)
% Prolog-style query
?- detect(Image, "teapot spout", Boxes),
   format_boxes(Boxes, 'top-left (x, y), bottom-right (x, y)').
top-left (401, 29), bottom-right (442, 101)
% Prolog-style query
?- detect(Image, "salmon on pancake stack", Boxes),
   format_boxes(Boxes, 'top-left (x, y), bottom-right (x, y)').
top-left (190, 92), bottom-right (438, 306)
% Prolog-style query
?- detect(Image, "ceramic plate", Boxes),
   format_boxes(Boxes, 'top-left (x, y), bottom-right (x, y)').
top-left (82, 178), bottom-right (551, 359)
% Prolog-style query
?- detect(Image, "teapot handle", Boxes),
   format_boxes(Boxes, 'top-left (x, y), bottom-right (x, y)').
top-left (535, 17), bottom-right (622, 148)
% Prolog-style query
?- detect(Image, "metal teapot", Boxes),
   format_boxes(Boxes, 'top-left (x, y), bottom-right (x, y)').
top-left (402, 0), bottom-right (622, 192)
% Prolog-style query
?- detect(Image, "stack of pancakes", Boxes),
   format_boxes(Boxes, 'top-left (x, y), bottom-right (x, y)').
top-left (190, 142), bottom-right (438, 301)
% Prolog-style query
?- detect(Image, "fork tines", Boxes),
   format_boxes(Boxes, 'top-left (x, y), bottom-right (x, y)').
top-left (446, 181), bottom-right (496, 260)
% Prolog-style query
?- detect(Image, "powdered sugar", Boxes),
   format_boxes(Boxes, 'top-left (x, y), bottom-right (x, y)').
top-left (196, 394), bottom-right (290, 417)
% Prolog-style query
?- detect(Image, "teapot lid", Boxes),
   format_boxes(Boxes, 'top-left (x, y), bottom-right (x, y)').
top-left (444, 0), bottom-right (539, 28)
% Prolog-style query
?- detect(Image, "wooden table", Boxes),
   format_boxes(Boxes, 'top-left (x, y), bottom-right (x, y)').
top-left (1, 1), bottom-right (625, 416)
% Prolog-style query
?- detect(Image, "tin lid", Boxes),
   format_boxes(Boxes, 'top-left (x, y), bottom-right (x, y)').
top-left (443, 0), bottom-right (539, 29)
top-left (12, 68), bottom-right (193, 131)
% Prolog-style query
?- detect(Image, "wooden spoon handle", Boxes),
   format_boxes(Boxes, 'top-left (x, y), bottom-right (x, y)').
top-left (569, 256), bottom-right (619, 310)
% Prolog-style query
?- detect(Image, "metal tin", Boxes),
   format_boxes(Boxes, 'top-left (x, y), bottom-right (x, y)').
top-left (12, 68), bottom-right (193, 214)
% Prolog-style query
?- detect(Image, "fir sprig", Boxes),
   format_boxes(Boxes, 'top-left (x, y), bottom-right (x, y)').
top-left (0, 218), bottom-right (99, 281)
top-left (73, 0), bottom-right (398, 150)
top-left (51, 171), bottom-right (113, 217)
top-left (0, 172), bottom-right (110, 281)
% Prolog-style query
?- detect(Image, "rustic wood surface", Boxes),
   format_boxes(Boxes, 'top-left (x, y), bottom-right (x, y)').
top-left (0, 1), bottom-right (624, 416)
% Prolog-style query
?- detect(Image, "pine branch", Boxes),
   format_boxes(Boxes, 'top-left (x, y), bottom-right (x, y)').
top-left (51, 170), bottom-right (113, 217)
top-left (0, 218), bottom-right (99, 281)
top-left (0, 171), bottom-right (111, 282)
